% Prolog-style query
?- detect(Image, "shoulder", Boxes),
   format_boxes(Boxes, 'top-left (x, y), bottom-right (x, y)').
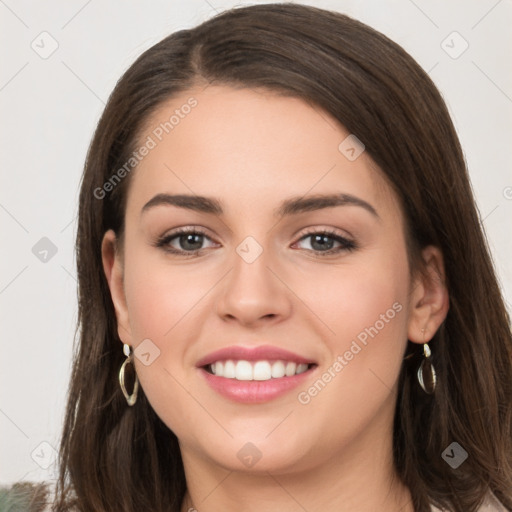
top-left (430, 491), bottom-right (509, 511)
top-left (0, 480), bottom-right (56, 511)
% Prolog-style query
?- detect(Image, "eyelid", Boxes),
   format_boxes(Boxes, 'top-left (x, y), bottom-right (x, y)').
top-left (162, 225), bottom-right (354, 241)
top-left (296, 225), bottom-right (354, 241)
top-left (159, 225), bottom-right (213, 239)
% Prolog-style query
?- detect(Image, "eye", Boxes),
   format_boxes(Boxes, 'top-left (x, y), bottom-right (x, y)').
top-left (154, 226), bottom-right (357, 258)
top-left (154, 227), bottom-right (218, 255)
top-left (293, 229), bottom-right (357, 256)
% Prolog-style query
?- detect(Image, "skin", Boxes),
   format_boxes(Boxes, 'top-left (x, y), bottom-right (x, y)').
top-left (102, 85), bottom-right (449, 512)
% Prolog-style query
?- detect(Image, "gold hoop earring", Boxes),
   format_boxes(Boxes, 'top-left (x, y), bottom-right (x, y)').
top-left (417, 342), bottom-right (436, 394)
top-left (119, 343), bottom-right (139, 406)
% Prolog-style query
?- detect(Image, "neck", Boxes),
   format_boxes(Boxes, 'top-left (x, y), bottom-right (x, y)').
top-left (180, 466), bottom-right (412, 512)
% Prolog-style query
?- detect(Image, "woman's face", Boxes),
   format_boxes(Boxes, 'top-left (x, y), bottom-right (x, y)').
top-left (103, 85), bottom-right (436, 475)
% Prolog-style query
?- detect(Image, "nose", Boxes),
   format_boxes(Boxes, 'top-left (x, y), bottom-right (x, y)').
top-left (215, 242), bottom-right (293, 328)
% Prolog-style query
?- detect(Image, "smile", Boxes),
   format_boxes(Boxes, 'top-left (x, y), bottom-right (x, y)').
top-left (197, 345), bottom-right (318, 403)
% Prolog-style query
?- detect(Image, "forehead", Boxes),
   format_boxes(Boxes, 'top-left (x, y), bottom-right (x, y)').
top-left (125, 85), bottom-right (400, 223)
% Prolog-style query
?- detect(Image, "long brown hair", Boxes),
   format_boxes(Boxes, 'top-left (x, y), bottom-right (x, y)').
top-left (53, 3), bottom-right (512, 511)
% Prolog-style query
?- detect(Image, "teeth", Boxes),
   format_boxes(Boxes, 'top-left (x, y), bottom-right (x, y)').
top-left (236, 360), bottom-right (253, 381)
top-left (271, 361), bottom-right (286, 378)
top-left (285, 362), bottom-right (296, 377)
top-left (253, 361), bottom-right (272, 381)
top-left (296, 363), bottom-right (309, 375)
top-left (223, 360), bottom-right (236, 378)
top-left (209, 360), bottom-right (311, 381)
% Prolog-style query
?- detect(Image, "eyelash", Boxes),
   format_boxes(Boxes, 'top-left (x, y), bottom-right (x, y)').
top-left (154, 226), bottom-right (357, 258)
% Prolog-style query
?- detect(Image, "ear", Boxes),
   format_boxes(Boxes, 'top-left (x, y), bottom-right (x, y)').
top-left (101, 229), bottom-right (133, 346)
top-left (407, 245), bottom-right (450, 344)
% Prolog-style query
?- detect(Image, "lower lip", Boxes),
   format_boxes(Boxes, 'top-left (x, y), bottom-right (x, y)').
top-left (199, 366), bottom-right (315, 403)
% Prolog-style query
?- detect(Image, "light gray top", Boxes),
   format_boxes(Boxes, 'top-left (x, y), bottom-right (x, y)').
top-left (431, 491), bottom-right (508, 511)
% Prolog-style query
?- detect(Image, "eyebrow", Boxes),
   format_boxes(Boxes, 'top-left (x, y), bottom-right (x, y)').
top-left (140, 193), bottom-right (379, 220)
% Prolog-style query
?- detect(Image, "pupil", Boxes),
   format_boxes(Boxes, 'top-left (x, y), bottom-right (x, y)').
top-left (311, 234), bottom-right (333, 251)
top-left (181, 234), bottom-right (203, 250)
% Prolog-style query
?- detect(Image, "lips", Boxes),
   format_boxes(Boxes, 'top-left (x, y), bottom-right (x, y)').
top-left (196, 345), bottom-right (318, 403)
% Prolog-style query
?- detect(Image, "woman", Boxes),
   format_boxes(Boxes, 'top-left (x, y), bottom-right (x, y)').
top-left (12, 3), bottom-right (511, 511)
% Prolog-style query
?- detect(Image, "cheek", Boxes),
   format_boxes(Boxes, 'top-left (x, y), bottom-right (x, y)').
top-left (121, 250), bottom-right (212, 429)
top-left (292, 246), bottom-right (408, 349)
top-left (123, 247), bottom-right (210, 345)
top-left (304, 248), bottom-right (410, 414)
top-left (295, 244), bottom-right (407, 377)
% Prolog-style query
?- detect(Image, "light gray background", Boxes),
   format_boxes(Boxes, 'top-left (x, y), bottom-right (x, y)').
top-left (1, 0), bottom-right (511, 485)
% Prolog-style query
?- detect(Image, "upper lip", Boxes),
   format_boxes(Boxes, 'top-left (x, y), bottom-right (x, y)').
top-left (196, 345), bottom-right (317, 368)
